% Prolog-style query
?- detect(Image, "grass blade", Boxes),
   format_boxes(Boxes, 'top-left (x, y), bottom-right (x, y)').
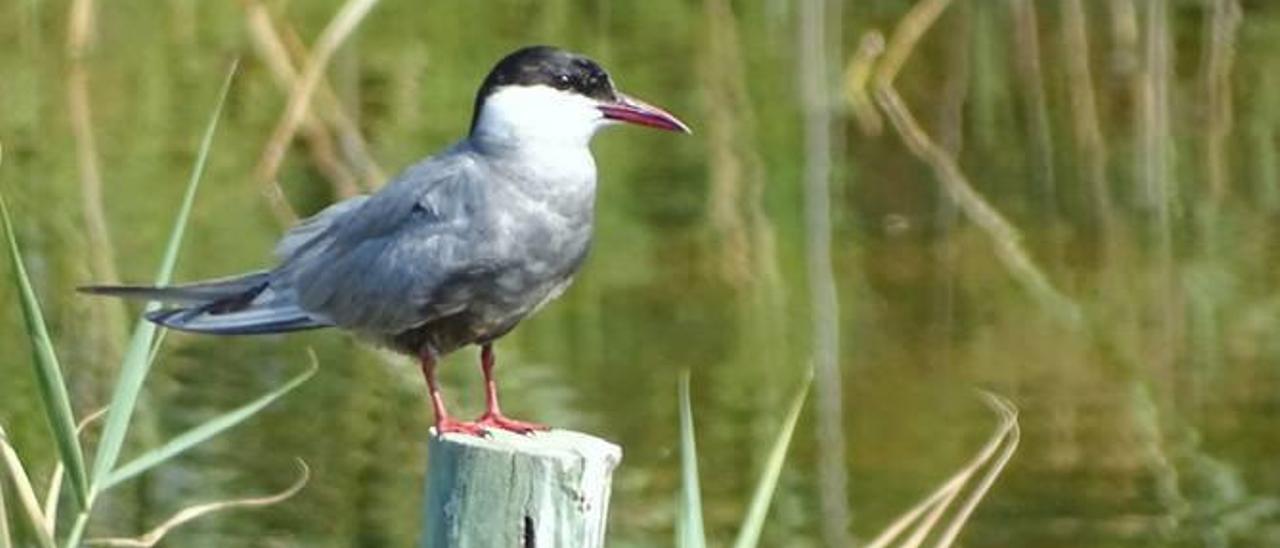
top-left (0, 426), bottom-right (55, 548)
top-left (43, 407), bottom-right (108, 532)
top-left (0, 193), bottom-right (90, 510)
top-left (863, 391), bottom-right (1020, 548)
top-left (933, 392), bottom-right (1020, 547)
top-left (89, 60), bottom-right (238, 492)
top-left (64, 512), bottom-right (89, 548)
top-left (676, 371), bottom-right (706, 548)
top-left (87, 460), bottom-right (308, 547)
top-left (732, 368), bottom-right (813, 548)
top-left (1, 473), bottom-right (12, 548)
top-left (102, 357), bottom-right (317, 491)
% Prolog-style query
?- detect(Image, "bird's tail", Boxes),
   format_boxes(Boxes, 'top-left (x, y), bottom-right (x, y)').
top-left (80, 271), bottom-right (332, 335)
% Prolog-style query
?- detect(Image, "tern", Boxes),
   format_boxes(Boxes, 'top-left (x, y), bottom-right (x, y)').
top-left (84, 45), bottom-right (690, 436)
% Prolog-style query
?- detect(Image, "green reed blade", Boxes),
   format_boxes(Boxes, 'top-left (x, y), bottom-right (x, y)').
top-left (89, 60), bottom-right (238, 493)
top-left (0, 195), bottom-right (89, 510)
top-left (676, 371), bottom-right (706, 548)
top-left (732, 367), bottom-right (812, 548)
top-left (102, 356), bottom-right (316, 491)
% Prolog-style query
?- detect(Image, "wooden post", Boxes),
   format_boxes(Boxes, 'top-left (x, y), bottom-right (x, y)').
top-left (422, 429), bottom-right (622, 548)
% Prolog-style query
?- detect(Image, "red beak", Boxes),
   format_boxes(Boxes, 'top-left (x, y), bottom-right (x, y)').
top-left (598, 93), bottom-right (691, 134)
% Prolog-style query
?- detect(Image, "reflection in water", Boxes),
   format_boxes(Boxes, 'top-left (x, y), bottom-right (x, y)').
top-left (1, 1), bottom-right (1279, 546)
top-left (799, 0), bottom-right (853, 546)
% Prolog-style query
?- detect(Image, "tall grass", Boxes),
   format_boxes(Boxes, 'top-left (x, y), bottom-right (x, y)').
top-left (252, 0), bottom-right (383, 224)
top-left (677, 370), bottom-right (1019, 547)
top-left (0, 62), bottom-right (313, 548)
top-left (677, 369), bottom-right (810, 548)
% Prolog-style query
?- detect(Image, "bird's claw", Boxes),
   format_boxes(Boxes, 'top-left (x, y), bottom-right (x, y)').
top-left (433, 418), bottom-right (490, 438)
top-left (475, 412), bottom-right (548, 435)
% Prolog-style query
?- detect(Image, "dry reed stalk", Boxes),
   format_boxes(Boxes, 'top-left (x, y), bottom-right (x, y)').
top-left (701, 0), bottom-right (783, 300)
top-left (844, 33), bottom-right (886, 136)
top-left (876, 89), bottom-right (1081, 327)
top-left (1139, 0), bottom-right (1183, 382)
top-left (1060, 0), bottom-right (1115, 237)
top-left (799, 0), bottom-right (852, 545)
top-left (252, 0), bottom-right (382, 225)
top-left (931, 5), bottom-right (970, 369)
top-left (700, 0), bottom-right (751, 290)
top-left (873, 0), bottom-right (951, 88)
top-left (1200, 0), bottom-right (1242, 206)
top-left (1139, 0), bottom-right (1176, 215)
top-left (1110, 0), bottom-right (1141, 72)
top-left (864, 393), bottom-right (1019, 548)
top-left (67, 0), bottom-right (126, 363)
top-left (1, 473), bottom-right (10, 548)
top-left (86, 461), bottom-right (309, 547)
top-left (866, 0), bottom-right (1082, 328)
top-left (1107, 0), bottom-right (1143, 207)
top-left (275, 22), bottom-right (387, 189)
top-left (244, 0), bottom-right (387, 187)
top-left (241, 0), bottom-right (362, 199)
top-left (0, 425), bottom-right (55, 546)
top-left (936, 5), bottom-right (969, 156)
top-left (1008, 0), bottom-right (1057, 210)
top-left (41, 406), bottom-right (107, 532)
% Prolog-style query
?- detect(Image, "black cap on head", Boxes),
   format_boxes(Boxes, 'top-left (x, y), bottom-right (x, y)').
top-left (471, 46), bottom-right (617, 131)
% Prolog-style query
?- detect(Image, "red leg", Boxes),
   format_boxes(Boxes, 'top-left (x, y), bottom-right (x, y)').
top-left (475, 343), bottom-right (548, 434)
top-left (419, 348), bottom-right (486, 437)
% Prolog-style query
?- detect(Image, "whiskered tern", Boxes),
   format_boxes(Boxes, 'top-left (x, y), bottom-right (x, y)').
top-left (84, 45), bottom-right (690, 436)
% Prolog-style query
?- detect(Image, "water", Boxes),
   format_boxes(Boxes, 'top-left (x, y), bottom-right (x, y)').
top-left (2, 1), bottom-right (1279, 546)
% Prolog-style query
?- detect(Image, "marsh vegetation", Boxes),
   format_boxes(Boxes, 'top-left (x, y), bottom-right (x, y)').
top-left (2, 0), bottom-right (1278, 546)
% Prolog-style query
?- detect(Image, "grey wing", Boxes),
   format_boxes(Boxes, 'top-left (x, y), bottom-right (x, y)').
top-left (274, 197), bottom-right (369, 261)
top-left (273, 150), bottom-right (487, 334)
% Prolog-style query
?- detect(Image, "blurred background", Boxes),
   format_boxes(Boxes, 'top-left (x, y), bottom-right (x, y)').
top-left (3, 0), bottom-right (1280, 546)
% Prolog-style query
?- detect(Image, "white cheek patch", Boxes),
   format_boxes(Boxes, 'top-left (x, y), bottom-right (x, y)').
top-left (474, 85), bottom-right (606, 146)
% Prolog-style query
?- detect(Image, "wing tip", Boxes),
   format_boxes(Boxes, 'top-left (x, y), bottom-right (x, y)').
top-left (146, 307), bottom-right (331, 335)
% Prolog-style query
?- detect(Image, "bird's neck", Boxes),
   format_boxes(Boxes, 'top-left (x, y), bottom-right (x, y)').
top-left (464, 136), bottom-right (598, 208)
top-left (468, 116), bottom-right (595, 152)
top-left (468, 86), bottom-right (602, 150)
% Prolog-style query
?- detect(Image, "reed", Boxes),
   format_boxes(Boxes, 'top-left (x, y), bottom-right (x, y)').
top-left (66, 0), bottom-right (126, 366)
top-left (799, 0), bottom-right (853, 543)
top-left (1008, 0), bottom-right (1057, 213)
top-left (1201, 0), bottom-right (1243, 207)
top-left (3, 1), bottom-right (1278, 544)
top-left (242, 0), bottom-right (361, 199)
top-left (863, 393), bottom-right (1019, 548)
top-left (1, 64), bottom-right (313, 548)
top-left (252, 0), bottom-right (383, 224)
top-left (240, 0), bottom-right (385, 197)
top-left (677, 369), bottom-right (811, 548)
top-left (1060, 0), bottom-right (1115, 240)
top-left (858, 0), bottom-right (1084, 328)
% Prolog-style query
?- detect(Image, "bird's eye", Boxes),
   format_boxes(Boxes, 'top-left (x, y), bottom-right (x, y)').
top-left (555, 74), bottom-right (572, 89)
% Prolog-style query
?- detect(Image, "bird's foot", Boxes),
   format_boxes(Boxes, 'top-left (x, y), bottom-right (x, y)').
top-left (433, 417), bottom-right (489, 437)
top-left (475, 412), bottom-right (548, 435)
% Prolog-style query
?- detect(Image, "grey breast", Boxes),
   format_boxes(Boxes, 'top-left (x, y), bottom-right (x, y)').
top-left (432, 147), bottom-right (597, 347)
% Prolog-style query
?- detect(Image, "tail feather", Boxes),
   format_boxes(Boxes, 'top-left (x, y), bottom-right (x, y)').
top-left (82, 271), bottom-right (332, 335)
top-left (78, 271), bottom-right (272, 304)
top-left (146, 302), bottom-right (330, 335)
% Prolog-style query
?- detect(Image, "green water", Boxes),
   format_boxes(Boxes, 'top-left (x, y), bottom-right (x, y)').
top-left (2, 1), bottom-right (1279, 546)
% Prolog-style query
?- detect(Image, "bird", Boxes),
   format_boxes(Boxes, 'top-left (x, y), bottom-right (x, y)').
top-left (82, 45), bottom-right (690, 436)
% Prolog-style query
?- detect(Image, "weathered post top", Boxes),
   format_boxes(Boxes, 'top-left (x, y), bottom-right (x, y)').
top-left (422, 429), bottom-right (622, 548)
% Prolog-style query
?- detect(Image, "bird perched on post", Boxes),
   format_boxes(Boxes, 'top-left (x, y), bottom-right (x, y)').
top-left (83, 45), bottom-right (690, 436)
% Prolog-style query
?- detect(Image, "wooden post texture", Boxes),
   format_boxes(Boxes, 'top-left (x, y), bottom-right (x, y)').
top-left (422, 429), bottom-right (622, 548)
